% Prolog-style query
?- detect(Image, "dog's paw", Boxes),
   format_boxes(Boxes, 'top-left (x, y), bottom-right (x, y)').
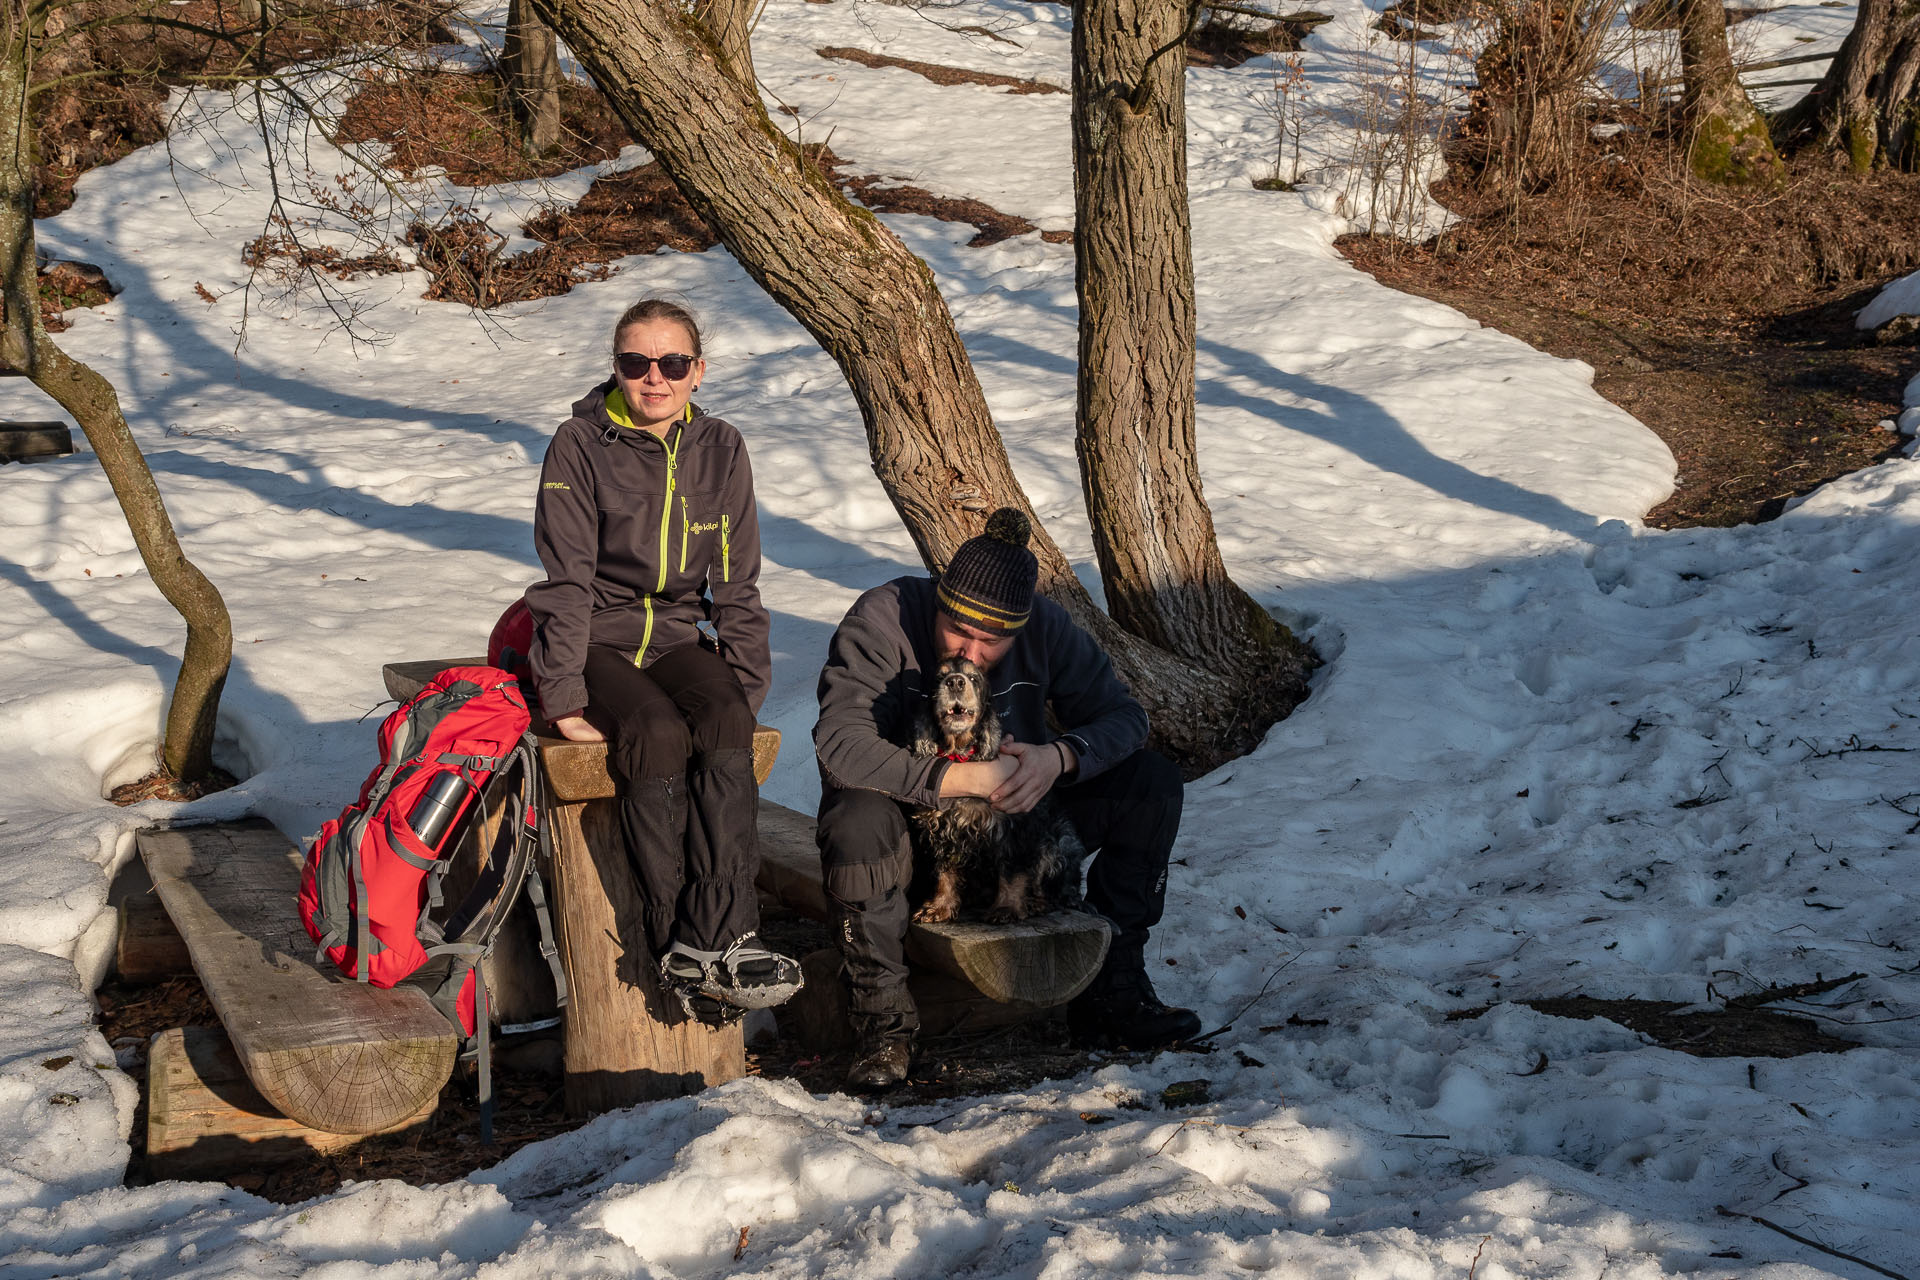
top-left (912, 903), bottom-right (956, 924)
top-left (983, 904), bottom-right (1026, 925)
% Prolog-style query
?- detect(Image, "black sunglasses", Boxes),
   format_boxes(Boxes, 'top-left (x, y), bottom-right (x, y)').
top-left (614, 351), bottom-right (696, 381)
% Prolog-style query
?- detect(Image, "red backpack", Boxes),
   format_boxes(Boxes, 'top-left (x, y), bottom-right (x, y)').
top-left (297, 665), bottom-right (566, 1039)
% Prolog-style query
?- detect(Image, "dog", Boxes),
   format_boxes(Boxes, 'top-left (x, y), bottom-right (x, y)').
top-left (907, 656), bottom-right (1084, 924)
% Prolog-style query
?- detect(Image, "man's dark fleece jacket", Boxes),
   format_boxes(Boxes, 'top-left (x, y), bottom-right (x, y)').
top-left (814, 576), bottom-right (1149, 807)
top-left (526, 381), bottom-right (771, 719)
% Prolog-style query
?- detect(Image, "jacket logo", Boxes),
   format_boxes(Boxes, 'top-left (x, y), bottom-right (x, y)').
top-left (543, 482), bottom-right (571, 490)
top-left (689, 519), bottom-right (721, 534)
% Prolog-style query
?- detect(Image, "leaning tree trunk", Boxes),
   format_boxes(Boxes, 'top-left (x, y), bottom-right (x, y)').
top-left (692, 0), bottom-right (756, 86)
top-left (528, 0), bottom-right (1304, 767)
top-left (1071, 0), bottom-right (1310, 692)
top-left (1777, 0), bottom-right (1920, 169)
top-left (0, 27), bottom-right (232, 786)
top-left (1677, 0), bottom-right (1783, 182)
top-left (503, 0), bottom-right (562, 158)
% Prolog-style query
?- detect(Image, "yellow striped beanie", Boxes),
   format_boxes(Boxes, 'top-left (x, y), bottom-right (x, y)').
top-left (936, 508), bottom-right (1038, 633)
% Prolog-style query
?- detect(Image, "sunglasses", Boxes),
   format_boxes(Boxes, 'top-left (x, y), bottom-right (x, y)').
top-left (614, 351), bottom-right (696, 381)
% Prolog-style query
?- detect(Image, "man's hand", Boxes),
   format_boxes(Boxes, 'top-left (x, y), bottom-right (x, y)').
top-left (989, 739), bottom-right (1064, 814)
top-left (551, 713), bottom-right (606, 744)
top-left (939, 754), bottom-right (1018, 800)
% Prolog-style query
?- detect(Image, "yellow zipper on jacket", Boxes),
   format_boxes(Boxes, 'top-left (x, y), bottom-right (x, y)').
top-left (680, 496), bottom-right (690, 574)
top-left (720, 514), bottom-right (731, 583)
top-left (635, 422), bottom-right (683, 668)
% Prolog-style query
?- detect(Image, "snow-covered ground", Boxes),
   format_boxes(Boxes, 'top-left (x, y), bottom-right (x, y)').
top-left (4, 1), bottom-right (1918, 1276)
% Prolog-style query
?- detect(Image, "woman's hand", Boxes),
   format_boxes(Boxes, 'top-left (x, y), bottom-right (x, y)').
top-left (551, 713), bottom-right (606, 744)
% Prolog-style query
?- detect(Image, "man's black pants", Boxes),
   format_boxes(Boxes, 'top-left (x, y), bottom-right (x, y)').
top-left (584, 642), bottom-right (759, 956)
top-left (815, 748), bottom-right (1183, 1043)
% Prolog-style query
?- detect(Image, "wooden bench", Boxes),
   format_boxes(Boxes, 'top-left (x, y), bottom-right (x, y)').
top-left (137, 820), bottom-right (454, 1138)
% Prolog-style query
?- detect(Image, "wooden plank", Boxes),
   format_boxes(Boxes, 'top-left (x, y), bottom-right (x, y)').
top-left (137, 820), bottom-right (456, 1135)
top-left (546, 797), bottom-right (744, 1115)
top-left (754, 799), bottom-right (1111, 1006)
top-left (146, 1026), bottom-right (437, 1180)
top-left (117, 893), bottom-right (192, 984)
top-left (380, 659), bottom-right (781, 798)
top-left (0, 421), bottom-right (73, 463)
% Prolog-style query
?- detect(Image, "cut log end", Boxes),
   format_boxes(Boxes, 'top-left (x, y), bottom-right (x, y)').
top-left (251, 1036), bottom-right (458, 1135)
top-left (905, 910), bottom-right (1111, 1005)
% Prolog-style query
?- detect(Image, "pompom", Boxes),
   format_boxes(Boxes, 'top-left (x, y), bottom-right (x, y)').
top-left (983, 507), bottom-right (1031, 548)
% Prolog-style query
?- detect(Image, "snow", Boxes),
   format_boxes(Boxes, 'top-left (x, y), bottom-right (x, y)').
top-left (1860, 266), bottom-right (1920, 332)
top-left (2, 0), bottom-right (1917, 1276)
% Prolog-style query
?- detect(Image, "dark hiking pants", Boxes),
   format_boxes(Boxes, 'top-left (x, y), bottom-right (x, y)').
top-left (583, 642), bottom-right (759, 957)
top-left (815, 747), bottom-right (1183, 1045)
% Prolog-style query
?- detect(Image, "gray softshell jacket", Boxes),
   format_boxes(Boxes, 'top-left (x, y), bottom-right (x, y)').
top-left (526, 382), bottom-right (770, 719)
top-left (813, 576), bottom-right (1149, 808)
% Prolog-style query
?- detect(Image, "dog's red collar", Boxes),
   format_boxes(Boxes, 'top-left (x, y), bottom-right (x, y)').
top-left (940, 750), bottom-right (974, 763)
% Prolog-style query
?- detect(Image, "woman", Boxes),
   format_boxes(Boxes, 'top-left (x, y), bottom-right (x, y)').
top-left (524, 297), bottom-right (800, 1024)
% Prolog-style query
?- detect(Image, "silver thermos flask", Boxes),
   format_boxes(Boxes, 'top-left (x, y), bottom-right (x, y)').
top-left (407, 772), bottom-right (475, 852)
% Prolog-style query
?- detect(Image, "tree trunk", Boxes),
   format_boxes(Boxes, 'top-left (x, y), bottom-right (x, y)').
top-left (527, 0), bottom-right (1309, 768)
top-left (1071, 0), bottom-right (1306, 682)
top-left (503, 0), bottom-right (562, 158)
top-left (1875, 14), bottom-right (1920, 166)
top-left (1677, 0), bottom-right (1783, 182)
top-left (0, 28), bottom-right (233, 786)
top-left (693, 0), bottom-right (756, 86)
top-left (1460, 0), bottom-right (1591, 195)
top-left (1777, 0), bottom-right (1920, 169)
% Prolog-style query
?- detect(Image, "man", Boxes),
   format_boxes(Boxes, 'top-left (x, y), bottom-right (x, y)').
top-left (813, 508), bottom-right (1201, 1090)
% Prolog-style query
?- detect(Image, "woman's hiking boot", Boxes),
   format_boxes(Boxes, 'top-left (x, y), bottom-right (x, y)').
top-left (660, 933), bottom-right (803, 1024)
top-left (1066, 961), bottom-right (1201, 1050)
top-left (847, 1034), bottom-right (913, 1092)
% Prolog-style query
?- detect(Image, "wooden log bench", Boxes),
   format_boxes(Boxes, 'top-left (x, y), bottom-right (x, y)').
top-left (754, 803), bottom-right (1113, 1052)
top-left (137, 820), bottom-right (456, 1139)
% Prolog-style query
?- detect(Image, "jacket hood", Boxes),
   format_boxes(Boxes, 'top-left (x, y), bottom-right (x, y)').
top-left (569, 379), bottom-right (618, 427)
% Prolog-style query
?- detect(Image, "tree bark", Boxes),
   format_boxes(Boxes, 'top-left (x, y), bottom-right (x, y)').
top-left (693, 0), bottom-right (756, 86)
top-left (1777, 0), bottom-right (1920, 170)
top-left (1461, 0), bottom-right (1590, 195)
top-left (503, 0), bottom-right (562, 158)
top-left (1677, 0), bottom-right (1783, 182)
top-left (1071, 0), bottom-right (1306, 679)
top-left (526, 0), bottom-right (1310, 768)
top-left (1, 25), bottom-right (232, 785)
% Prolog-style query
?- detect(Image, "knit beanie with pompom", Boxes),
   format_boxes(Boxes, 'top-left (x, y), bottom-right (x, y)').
top-left (936, 508), bottom-right (1039, 633)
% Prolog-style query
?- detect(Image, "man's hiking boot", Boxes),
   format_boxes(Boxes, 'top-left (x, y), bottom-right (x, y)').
top-left (661, 933), bottom-right (804, 1022)
top-left (1067, 965), bottom-right (1201, 1050)
top-left (847, 1035), bottom-right (913, 1092)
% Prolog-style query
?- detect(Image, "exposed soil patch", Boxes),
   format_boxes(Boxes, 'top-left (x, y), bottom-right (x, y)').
top-left (523, 163), bottom-right (720, 258)
top-left (30, 1), bottom-right (456, 217)
top-left (1186, 12), bottom-right (1319, 68)
top-left (107, 767), bottom-right (238, 805)
top-left (816, 46), bottom-right (1065, 94)
top-left (1338, 152), bottom-right (1920, 528)
top-left (1452, 994), bottom-right (1860, 1057)
top-left (333, 68), bottom-right (631, 186)
top-left (807, 146), bottom-right (1074, 248)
